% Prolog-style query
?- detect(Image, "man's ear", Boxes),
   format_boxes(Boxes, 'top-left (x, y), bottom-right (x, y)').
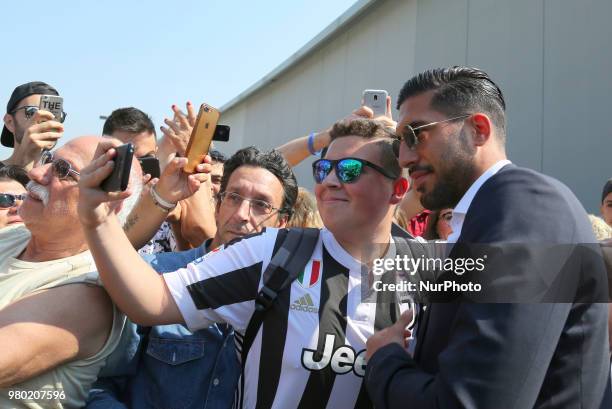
top-left (390, 177), bottom-right (409, 204)
top-left (277, 213), bottom-right (289, 228)
top-left (469, 113), bottom-right (492, 146)
top-left (3, 113), bottom-right (15, 134)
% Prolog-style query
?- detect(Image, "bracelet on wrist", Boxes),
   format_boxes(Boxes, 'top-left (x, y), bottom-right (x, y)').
top-left (150, 185), bottom-right (177, 213)
top-left (307, 132), bottom-right (322, 157)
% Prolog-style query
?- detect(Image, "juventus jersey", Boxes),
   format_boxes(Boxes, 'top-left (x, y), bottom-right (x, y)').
top-left (164, 227), bottom-right (408, 409)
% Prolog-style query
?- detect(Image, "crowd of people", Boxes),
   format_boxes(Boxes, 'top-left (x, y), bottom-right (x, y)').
top-left (0, 66), bottom-right (610, 409)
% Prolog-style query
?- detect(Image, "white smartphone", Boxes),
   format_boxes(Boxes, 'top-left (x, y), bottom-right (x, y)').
top-left (39, 95), bottom-right (64, 122)
top-left (362, 89), bottom-right (388, 117)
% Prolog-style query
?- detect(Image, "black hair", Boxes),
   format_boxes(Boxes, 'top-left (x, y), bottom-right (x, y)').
top-left (602, 178), bottom-right (612, 204)
top-left (102, 107), bottom-right (156, 137)
top-left (397, 66), bottom-right (506, 140)
top-left (220, 146), bottom-right (298, 219)
top-left (0, 165), bottom-right (29, 187)
top-left (209, 148), bottom-right (227, 164)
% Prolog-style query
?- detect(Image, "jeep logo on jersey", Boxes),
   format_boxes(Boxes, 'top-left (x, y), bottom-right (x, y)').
top-left (301, 334), bottom-right (367, 377)
top-left (297, 260), bottom-right (321, 288)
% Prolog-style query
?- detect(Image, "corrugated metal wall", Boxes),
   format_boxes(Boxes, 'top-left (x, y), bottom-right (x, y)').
top-left (220, 0), bottom-right (612, 212)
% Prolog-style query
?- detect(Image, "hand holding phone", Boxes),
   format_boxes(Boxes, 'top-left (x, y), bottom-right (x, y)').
top-left (138, 156), bottom-right (161, 179)
top-left (39, 95), bottom-right (65, 123)
top-left (362, 89), bottom-right (389, 117)
top-left (101, 143), bottom-right (134, 192)
top-left (184, 103), bottom-right (220, 173)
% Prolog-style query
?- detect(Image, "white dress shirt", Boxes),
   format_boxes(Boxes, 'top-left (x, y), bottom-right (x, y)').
top-left (446, 160), bottom-right (512, 244)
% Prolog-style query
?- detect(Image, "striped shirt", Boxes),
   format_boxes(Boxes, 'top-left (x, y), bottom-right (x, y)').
top-left (164, 227), bottom-right (409, 409)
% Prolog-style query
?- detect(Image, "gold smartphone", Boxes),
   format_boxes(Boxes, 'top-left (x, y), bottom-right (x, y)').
top-left (184, 103), bottom-right (220, 173)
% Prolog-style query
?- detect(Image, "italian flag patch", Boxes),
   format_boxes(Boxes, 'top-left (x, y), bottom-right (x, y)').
top-left (297, 260), bottom-right (321, 288)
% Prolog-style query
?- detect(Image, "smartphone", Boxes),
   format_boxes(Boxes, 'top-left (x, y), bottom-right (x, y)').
top-left (39, 95), bottom-right (64, 122)
top-left (212, 124), bottom-right (230, 142)
top-left (138, 156), bottom-right (160, 179)
top-left (184, 103), bottom-right (220, 173)
top-left (101, 143), bottom-right (134, 192)
top-left (362, 89), bottom-right (388, 117)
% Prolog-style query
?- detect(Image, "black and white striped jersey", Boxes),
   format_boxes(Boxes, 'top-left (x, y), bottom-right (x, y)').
top-left (164, 227), bottom-right (408, 409)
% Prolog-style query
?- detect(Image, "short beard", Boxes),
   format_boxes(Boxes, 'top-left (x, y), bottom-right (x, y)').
top-left (13, 121), bottom-right (25, 145)
top-left (420, 130), bottom-right (477, 210)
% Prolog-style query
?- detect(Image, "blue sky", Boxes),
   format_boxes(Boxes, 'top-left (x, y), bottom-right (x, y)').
top-left (0, 0), bottom-right (357, 158)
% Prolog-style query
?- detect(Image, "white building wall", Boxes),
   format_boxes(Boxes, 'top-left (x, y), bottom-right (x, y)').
top-left (220, 0), bottom-right (612, 212)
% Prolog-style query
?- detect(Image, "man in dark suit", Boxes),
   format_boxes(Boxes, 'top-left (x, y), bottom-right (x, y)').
top-left (365, 67), bottom-right (611, 408)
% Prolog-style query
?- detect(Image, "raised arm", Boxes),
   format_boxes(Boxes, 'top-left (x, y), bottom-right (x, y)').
top-left (159, 103), bottom-right (217, 246)
top-left (77, 140), bottom-right (208, 326)
top-left (276, 96), bottom-right (396, 167)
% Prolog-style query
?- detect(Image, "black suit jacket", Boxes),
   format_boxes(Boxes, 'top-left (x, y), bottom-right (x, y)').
top-left (365, 164), bottom-right (611, 408)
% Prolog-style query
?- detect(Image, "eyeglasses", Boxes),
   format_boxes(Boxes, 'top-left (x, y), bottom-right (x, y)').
top-left (10, 105), bottom-right (67, 123)
top-left (218, 191), bottom-right (280, 216)
top-left (38, 150), bottom-right (80, 181)
top-left (0, 193), bottom-right (25, 208)
top-left (401, 114), bottom-right (471, 150)
top-left (312, 157), bottom-right (398, 184)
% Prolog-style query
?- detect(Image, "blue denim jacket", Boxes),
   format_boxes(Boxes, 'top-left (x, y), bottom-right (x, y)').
top-left (86, 242), bottom-right (240, 409)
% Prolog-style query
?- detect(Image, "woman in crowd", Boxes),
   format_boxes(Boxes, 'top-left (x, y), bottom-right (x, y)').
top-left (422, 208), bottom-right (453, 241)
top-left (287, 187), bottom-right (323, 228)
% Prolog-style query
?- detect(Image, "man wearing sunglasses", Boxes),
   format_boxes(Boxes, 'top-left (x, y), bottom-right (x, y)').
top-left (0, 165), bottom-right (28, 229)
top-left (365, 67), bottom-right (611, 408)
top-left (0, 135), bottom-right (147, 408)
top-left (1, 81), bottom-right (66, 171)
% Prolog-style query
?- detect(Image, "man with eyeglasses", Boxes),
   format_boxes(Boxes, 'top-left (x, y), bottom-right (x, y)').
top-left (364, 66), bottom-right (611, 408)
top-left (0, 135), bottom-right (146, 408)
top-left (87, 146), bottom-right (296, 409)
top-left (1, 81), bottom-right (66, 171)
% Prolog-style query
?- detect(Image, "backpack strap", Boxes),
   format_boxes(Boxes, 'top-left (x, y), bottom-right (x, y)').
top-left (238, 228), bottom-right (320, 397)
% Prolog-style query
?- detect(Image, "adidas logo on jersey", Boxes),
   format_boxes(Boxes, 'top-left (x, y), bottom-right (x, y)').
top-left (290, 294), bottom-right (319, 313)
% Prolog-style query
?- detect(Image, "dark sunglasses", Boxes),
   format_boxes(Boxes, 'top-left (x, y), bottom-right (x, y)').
top-left (401, 114), bottom-right (471, 150)
top-left (0, 193), bottom-right (25, 208)
top-left (312, 157), bottom-right (398, 184)
top-left (10, 105), bottom-right (67, 123)
top-left (38, 150), bottom-right (80, 181)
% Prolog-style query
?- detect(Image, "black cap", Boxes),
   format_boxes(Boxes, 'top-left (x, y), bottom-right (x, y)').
top-left (2, 81), bottom-right (59, 147)
top-left (602, 179), bottom-right (612, 203)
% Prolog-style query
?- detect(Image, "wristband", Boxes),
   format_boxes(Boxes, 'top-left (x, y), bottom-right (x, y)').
top-left (150, 185), bottom-right (177, 212)
top-left (307, 132), bottom-right (322, 157)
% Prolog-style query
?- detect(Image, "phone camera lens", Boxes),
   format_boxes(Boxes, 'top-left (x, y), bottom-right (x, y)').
top-left (204, 107), bottom-right (210, 112)
top-left (373, 95), bottom-right (378, 101)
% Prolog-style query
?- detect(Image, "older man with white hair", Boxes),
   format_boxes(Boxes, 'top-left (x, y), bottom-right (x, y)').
top-left (0, 135), bottom-right (142, 408)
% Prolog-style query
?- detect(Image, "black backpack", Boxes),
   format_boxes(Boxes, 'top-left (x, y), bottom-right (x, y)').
top-left (239, 228), bottom-right (430, 365)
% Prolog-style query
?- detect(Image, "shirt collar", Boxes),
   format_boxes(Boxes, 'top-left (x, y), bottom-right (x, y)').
top-left (447, 159), bottom-right (511, 242)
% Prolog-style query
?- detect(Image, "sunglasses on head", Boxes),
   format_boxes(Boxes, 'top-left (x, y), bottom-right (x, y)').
top-left (0, 193), bottom-right (25, 208)
top-left (312, 157), bottom-right (398, 184)
top-left (401, 114), bottom-right (471, 150)
top-left (38, 151), bottom-right (80, 181)
top-left (10, 105), bottom-right (67, 123)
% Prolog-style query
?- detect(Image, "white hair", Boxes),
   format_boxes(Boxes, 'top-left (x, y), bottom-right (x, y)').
top-left (116, 163), bottom-right (144, 227)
